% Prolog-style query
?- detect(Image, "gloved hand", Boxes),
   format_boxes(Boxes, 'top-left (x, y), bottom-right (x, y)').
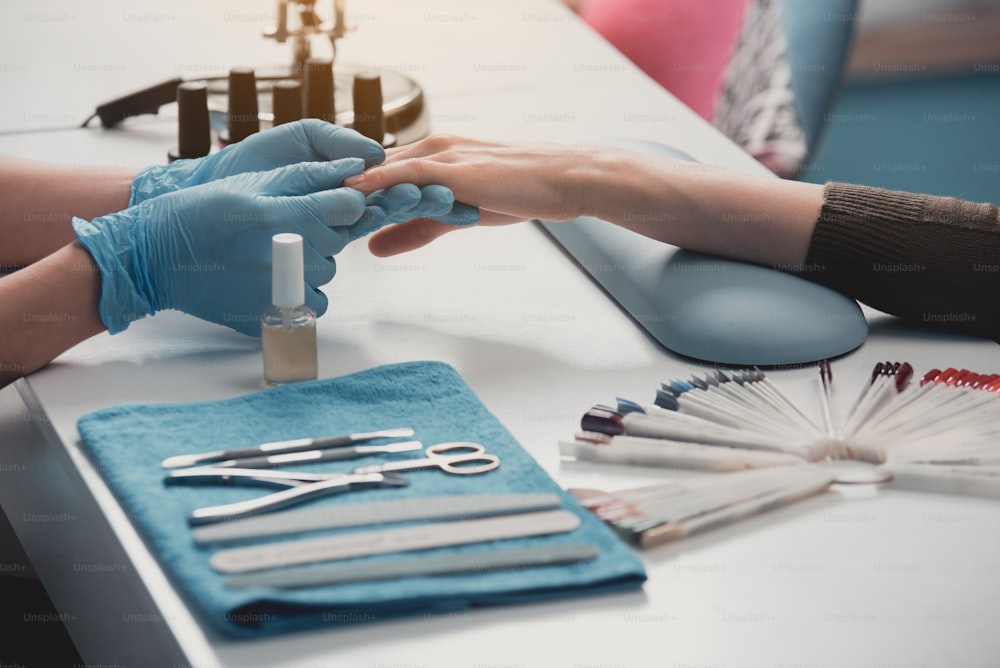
top-left (129, 118), bottom-right (480, 227)
top-left (129, 119), bottom-right (386, 205)
top-left (74, 160), bottom-right (369, 336)
top-left (360, 184), bottom-right (480, 232)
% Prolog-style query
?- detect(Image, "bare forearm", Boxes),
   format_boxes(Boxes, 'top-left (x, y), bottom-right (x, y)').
top-left (589, 152), bottom-right (823, 268)
top-left (0, 242), bottom-right (107, 387)
top-left (353, 137), bottom-right (824, 264)
top-left (0, 156), bottom-right (134, 267)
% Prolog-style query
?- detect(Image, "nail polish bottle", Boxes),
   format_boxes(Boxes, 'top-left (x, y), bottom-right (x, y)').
top-left (262, 233), bottom-right (318, 385)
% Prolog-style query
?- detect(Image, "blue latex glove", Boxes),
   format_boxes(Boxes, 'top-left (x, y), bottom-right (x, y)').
top-left (129, 119), bottom-right (385, 205)
top-left (74, 160), bottom-right (368, 336)
top-left (359, 184), bottom-right (480, 234)
top-left (129, 118), bottom-right (479, 228)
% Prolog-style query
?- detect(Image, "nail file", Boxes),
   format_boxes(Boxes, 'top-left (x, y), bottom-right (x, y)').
top-left (192, 493), bottom-right (564, 546)
top-left (211, 509), bottom-right (582, 574)
top-left (224, 542), bottom-right (600, 589)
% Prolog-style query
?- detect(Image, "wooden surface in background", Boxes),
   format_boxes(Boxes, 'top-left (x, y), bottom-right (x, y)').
top-left (848, 5), bottom-right (1000, 79)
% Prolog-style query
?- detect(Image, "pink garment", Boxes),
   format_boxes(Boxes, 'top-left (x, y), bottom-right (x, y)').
top-left (580, 0), bottom-right (751, 121)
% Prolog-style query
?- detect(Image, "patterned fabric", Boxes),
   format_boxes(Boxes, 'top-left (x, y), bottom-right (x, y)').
top-left (579, 0), bottom-right (750, 121)
top-left (713, 0), bottom-right (808, 177)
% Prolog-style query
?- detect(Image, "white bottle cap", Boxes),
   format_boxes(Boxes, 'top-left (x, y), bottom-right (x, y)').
top-left (271, 233), bottom-right (305, 308)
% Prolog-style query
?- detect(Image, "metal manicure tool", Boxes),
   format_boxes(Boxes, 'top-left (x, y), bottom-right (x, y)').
top-left (160, 427), bottom-right (415, 469)
top-left (211, 509), bottom-right (580, 574)
top-left (224, 542), bottom-right (599, 589)
top-left (192, 493), bottom-right (565, 546)
top-left (183, 472), bottom-right (410, 525)
top-left (185, 440), bottom-right (424, 470)
top-left (170, 442), bottom-right (502, 525)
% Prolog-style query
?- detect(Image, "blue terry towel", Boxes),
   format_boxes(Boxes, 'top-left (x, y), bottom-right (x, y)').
top-left (76, 361), bottom-right (646, 637)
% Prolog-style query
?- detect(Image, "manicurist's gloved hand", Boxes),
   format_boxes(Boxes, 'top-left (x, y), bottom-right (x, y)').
top-left (128, 119), bottom-right (386, 205)
top-left (74, 160), bottom-right (368, 336)
top-left (360, 183), bottom-right (480, 231)
top-left (128, 118), bottom-right (479, 228)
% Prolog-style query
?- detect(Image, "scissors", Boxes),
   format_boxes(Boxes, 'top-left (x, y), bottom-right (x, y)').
top-left (172, 442), bottom-right (502, 524)
top-left (166, 442), bottom-right (501, 488)
top-left (353, 442), bottom-right (500, 476)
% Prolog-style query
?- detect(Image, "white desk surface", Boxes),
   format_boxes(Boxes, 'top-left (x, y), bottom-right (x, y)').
top-left (2, 1), bottom-right (1000, 666)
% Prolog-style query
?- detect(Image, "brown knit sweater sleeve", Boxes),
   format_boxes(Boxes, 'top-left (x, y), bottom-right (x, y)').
top-left (796, 182), bottom-right (1000, 338)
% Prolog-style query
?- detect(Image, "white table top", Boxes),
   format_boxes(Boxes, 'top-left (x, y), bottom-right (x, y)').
top-left (2, 1), bottom-right (1000, 666)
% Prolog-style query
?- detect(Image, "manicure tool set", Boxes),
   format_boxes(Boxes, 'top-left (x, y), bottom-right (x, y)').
top-left (562, 361), bottom-right (1000, 546)
top-left (162, 427), bottom-right (597, 586)
top-left (76, 361), bottom-right (648, 636)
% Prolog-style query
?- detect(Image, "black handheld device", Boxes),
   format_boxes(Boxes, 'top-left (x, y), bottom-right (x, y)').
top-left (85, 77), bottom-right (184, 128)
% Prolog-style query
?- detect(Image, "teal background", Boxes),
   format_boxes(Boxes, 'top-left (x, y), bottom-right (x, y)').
top-left (803, 71), bottom-right (1000, 203)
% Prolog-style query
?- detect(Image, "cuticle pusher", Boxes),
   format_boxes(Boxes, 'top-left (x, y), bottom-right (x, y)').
top-left (160, 427), bottom-right (415, 469)
top-left (199, 440), bottom-right (424, 470)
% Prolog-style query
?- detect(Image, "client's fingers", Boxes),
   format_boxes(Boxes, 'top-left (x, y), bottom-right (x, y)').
top-left (366, 210), bottom-right (526, 256)
top-left (380, 134), bottom-right (493, 164)
top-left (477, 211), bottom-right (527, 226)
top-left (367, 218), bottom-right (457, 257)
top-left (343, 159), bottom-right (431, 196)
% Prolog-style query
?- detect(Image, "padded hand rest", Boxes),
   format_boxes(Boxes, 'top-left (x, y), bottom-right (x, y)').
top-left (537, 138), bottom-right (867, 365)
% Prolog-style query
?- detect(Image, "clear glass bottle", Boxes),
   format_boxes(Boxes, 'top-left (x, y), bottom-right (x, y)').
top-left (262, 233), bottom-right (318, 385)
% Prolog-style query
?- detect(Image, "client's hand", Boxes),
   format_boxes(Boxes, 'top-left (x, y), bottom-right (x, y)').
top-left (344, 135), bottom-right (599, 256)
top-left (74, 160), bottom-right (369, 336)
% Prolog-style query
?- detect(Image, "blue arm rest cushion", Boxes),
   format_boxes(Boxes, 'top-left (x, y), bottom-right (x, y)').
top-left (537, 139), bottom-right (867, 366)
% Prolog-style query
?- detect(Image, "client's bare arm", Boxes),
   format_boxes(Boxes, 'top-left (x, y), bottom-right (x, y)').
top-left (344, 135), bottom-right (824, 267)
